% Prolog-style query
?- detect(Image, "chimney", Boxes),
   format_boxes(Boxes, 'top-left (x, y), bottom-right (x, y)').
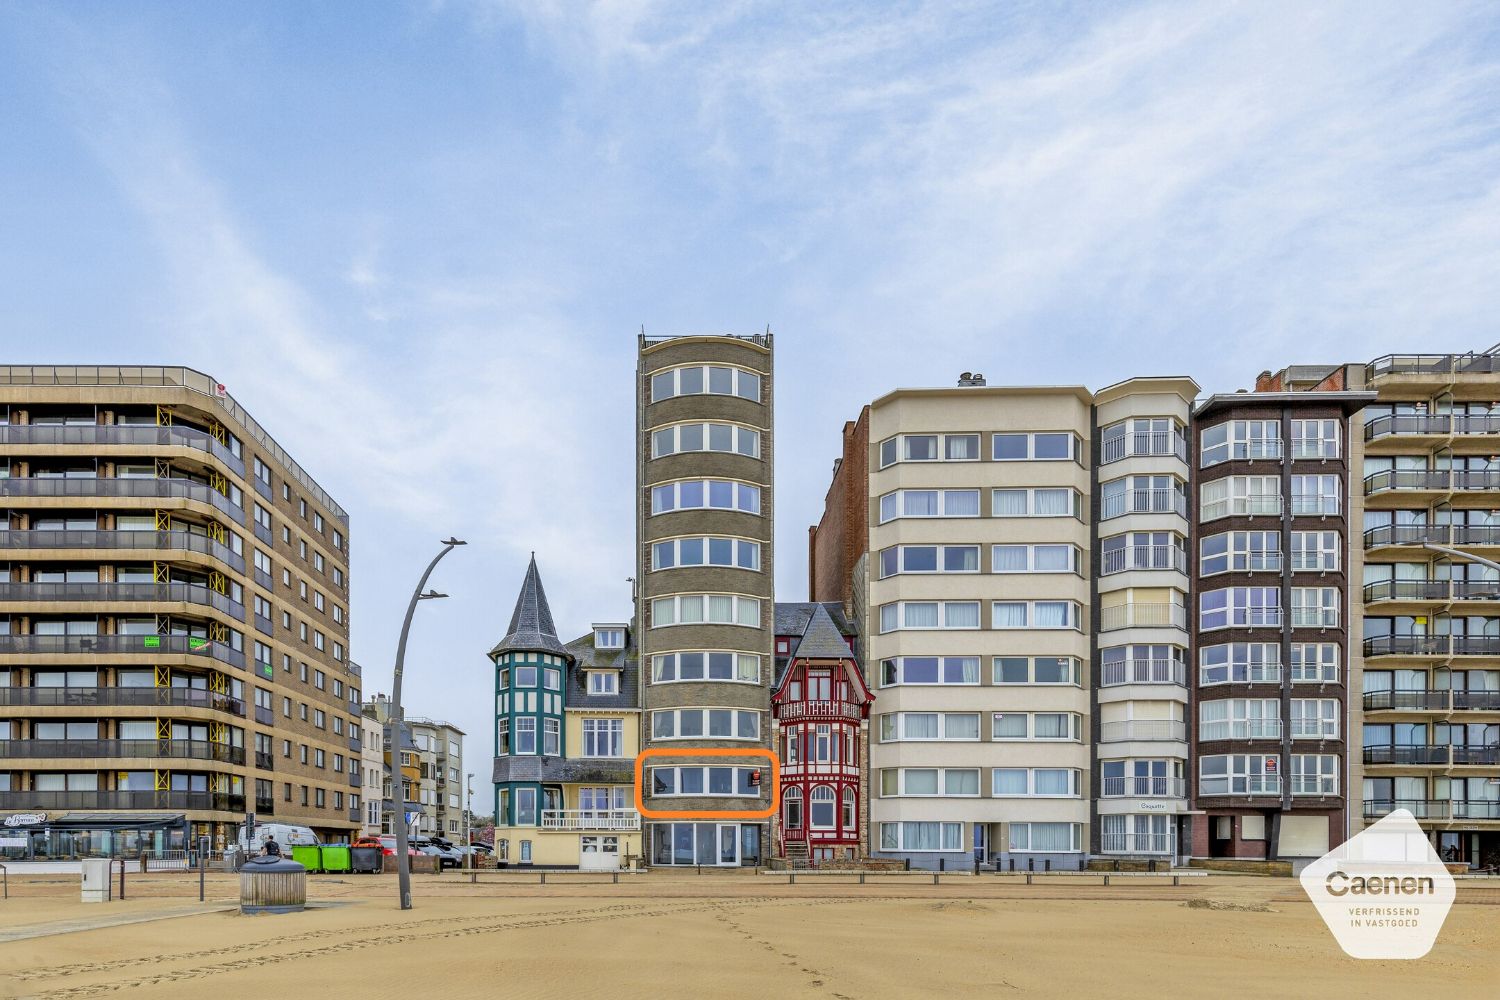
top-left (958, 372), bottom-right (987, 387)
top-left (1254, 370), bottom-right (1281, 393)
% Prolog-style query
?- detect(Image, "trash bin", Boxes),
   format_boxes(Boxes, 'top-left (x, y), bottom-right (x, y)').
top-left (320, 844), bottom-right (351, 873)
top-left (239, 855), bottom-right (307, 914)
top-left (350, 846), bottom-right (383, 874)
top-left (290, 844), bottom-right (322, 873)
top-left (81, 858), bottom-right (112, 903)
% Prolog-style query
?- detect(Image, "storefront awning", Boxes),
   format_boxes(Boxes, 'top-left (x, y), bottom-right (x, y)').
top-left (46, 813), bottom-right (187, 829)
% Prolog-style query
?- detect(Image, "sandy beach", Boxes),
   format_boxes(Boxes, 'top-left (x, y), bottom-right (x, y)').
top-left (0, 871), bottom-right (1494, 999)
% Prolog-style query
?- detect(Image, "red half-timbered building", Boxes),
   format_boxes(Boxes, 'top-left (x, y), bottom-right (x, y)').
top-left (771, 603), bottom-right (872, 864)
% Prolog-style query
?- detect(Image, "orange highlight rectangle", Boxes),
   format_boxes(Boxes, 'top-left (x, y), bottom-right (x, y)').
top-left (633, 747), bottom-right (780, 820)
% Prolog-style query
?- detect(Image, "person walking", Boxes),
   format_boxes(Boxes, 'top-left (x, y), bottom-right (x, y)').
top-left (260, 835), bottom-right (281, 858)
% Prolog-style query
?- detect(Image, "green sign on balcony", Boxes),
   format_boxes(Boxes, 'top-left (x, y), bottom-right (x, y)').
top-left (262, 663), bottom-right (274, 678)
top-left (188, 637), bottom-right (208, 650)
top-left (143, 636), bottom-right (161, 649)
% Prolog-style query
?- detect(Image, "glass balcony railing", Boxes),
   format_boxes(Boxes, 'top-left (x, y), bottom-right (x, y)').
top-left (0, 633), bottom-right (246, 668)
top-left (1364, 580), bottom-right (1450, 602)
top-left (0, 476), bottom-right (243, 521)
top-left (0, 739), bottom-right (245, 764)
top-left (1454, 525), bottom-right (1500, 546)
top-left (1364, 524), bottom-right (1449, 548)
top-left (0, 581), bottom-right (245, 620)
top-left (0, 686), bottom-right (245, 715)
top-left (1362, 689), bottom-right (1449, 711)
top-left (0, 790), bottom-right (245, 812)
top-left (1367, 353), bottom-right (1500, 378)
top-left (1365, 470), bottom-right (1450, 493)
top-left (1362, 744), bottom-right (1450, 765)
top-left (1362, 635), bottom-right (1449, 657)
top-left (0, 529), bottom-right (245, 574)
top-left (0, 423), bottom-right (246, 476)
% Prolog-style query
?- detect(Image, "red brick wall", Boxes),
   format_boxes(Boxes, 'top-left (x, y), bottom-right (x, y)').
top-left (808, 407), bottom-right (869, 608)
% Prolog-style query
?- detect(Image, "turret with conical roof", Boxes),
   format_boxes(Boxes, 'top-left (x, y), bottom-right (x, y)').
top-left (489, 554), bottom-right (572, 661)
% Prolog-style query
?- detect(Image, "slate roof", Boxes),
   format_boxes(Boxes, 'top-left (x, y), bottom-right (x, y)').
top-left (562, 628), bottom-right (640, 711)
top-left (791, 604), bottom-right (855, 660)
top-left (488, 555), bottom-right (572, 660)
top-left (772, 601), bottom-right (861, 690)
top-left (773, 602), bottom-right (854, 638)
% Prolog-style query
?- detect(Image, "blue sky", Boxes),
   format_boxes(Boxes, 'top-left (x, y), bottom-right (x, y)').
top-left (3, 1), bottom-right (1498, 811)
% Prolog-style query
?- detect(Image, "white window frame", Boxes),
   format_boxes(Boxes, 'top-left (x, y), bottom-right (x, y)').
top-left (878, 544), bottom-right (981, 577)
top-left (652, 536), bottom-right (762, 572)
top-left (1290, 419), bottom-right (1341, 460)
top-left (1199, 754), bottom-right (1281, 795)
top-left (990, 601), bottom-right (1081, 631)
top-left (1198, 698), bottom-right (1281, 741)
top-left (587, 671), bottom-right (620, 695)
top-left (877, 712), bottom-right (982, 742)
top-left (650, 479), bottom-right (762, 516)
top-left (651, 708), bottom-right (761, 741)
top-left (879, 656), bottom-right (980, 686)
top-left (991, 768), bottom-right (1081, 798)
top-left (1289, 698), bottom-right (1340, 739)
top-left (651, 421), bottom-right (760, 459)
top-left (1289, 753), bottom-right (1339, 794)
top-left (650, 594), bottom-right (761, 629)
top-left (1200, 420), bottom-right (1282, 467)
top-left (1199, 531), bottom-right (1281, 575)
top-left (877, 489), bottom-right (981, 523)
top-left (1199, 476), bottom-right (1281, 521)
top-left (1007, 822), bottom-right (1082, 853)
top-left (990, 487), bottom-right (1081, 519)
top-left (650, 364), bottom-right (761, 403)
top-left (877, 601), bottom-right (981, 633)
top-left (1198, 587), bottom-right (1281, 630)
top-left (1290, 643), bottom-right (1340, 683)
top-left (992, 656), bottom-right (1081, 686)
top-left (878, 821), bottom-right (963, 853)
top-left (1290, 531), bottom-right (1340, 572)
top-left (1290, 475), bottom-right (1341, 516)
top-left (1198, 643), bottom-right (1281, 685)
top-left (990, 544), bottom-right (1079, 574)
top-left (651, 651), bottom-right (761, 684)
top-left (879, 768), bottom-right (980, 797)
top-left (1290, 587), bottom-right (1340, 628)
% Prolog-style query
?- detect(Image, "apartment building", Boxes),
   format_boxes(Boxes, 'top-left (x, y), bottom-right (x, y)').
top-left (360, 710), bottom-right (384, 836)
top-left (1188, 384), bottom-right (1371, 862)
top-left (1257, 352), bottom-right (1500, 871)
top-left (363, 694), bottom-right (462, 839)
top-left (490, 557), bottom-right (642, 869)
top-left (637, 334), bottom-right (774, 867)
top-left (0, 365), bottom-right (360, 857)
top-left (1092, 379), bottom-right (1197, 862)
top-left (811, 379), bottom-right (1097, 868)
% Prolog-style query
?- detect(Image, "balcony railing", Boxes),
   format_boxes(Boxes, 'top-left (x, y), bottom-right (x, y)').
top-left (1362, 798), bottom-right (1451, 819)
top-left (1099, 831), bottom-right (1173, 854)
top-left (1101, 431), bottom-right (1188, 465)
top-left (1289, 778), bottom-right (1339, 796)
top-left (1453, 636), bottom-right (1500, 656)
top-left (1101, 545), bottom-right (1187, 576)
top-left (0, 581), bottom-right (244, 620)
top-left (0, 476), bottom-right (243, 521)
top-left (254, 751), bottom-right (274, 770)
top-left (1362, 744), bottom-right (1450, 765)
top-left (0, 686), bottom-right (245, 716)
top-left (1199, 720), bottom-right (1282, 741)
top-left (1368, 353), bottom-right (1500, 377)
top-left (1199, 495), bottom-right (1282, 520)
top-left (1099, 720), bottom-right (1186, 743)
top-left (1365, 414), bottom-right (1454, 440)
top-left (1288, 496), bottom-right (1342, 516)
top-left (1098, 603), bottom-right (1186, 632)
top-left (1454, 690), bottom-right (1500, 711)
top-left (1100, 776), bottom-right (1185, 798)
top-left (1199, 776), bottom-right (1281, 796)
top-left (1362, 689), bottom-right (1450, 711)
top-left (1100, 657), bottom-right (1187, 687)
top-left (1289, 609), bottom-right (1339, 628)
top-left (0, 423), bottom-right (246, 475)
top-left (1365, 470), bottom-right (1450, 494)
top-left (1453, 800), bottom-right (1500, 819)
top-left (1362, 635), bottom-right (1449, 657)
top-left (1455, 470), bottom-right (1500, 491)
top-left (0, 790), bottom-right (245, 811)
top-left (1364, 524), bottom-right (1450, 548)
top-left (0, 633), bottom-right (246, 669)
top-left (1453, 525), bottom-right (1500, 547)
top-left (777, 700), bottom-right (864, 723)
top-left (255, 796), bottom-right (275, 815)
top-left (1364, 580), bottom-right (1450, 602)
top-left (0, 739), bottom-right (245, 764)
top-left (1451, 581), bottom-right (1500, 602)
top-left (1101, 488), bottom-right (1187, 520)
top-left (0, 529), bottom-right (245, 574)
top-left (540, 809), bottom-right (642, 831)
top-left (1452, 746), bottom-right (1500, 766)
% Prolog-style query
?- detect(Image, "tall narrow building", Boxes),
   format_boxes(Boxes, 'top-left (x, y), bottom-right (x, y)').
top-left (636, 334), bottom-right (774, 867)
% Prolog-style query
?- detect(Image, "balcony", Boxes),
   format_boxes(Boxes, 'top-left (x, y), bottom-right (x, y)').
top-left (1363, 744), bottom-right (1450, 766)
top-left (1199, 777), bottom-right (1281, 796)
top-left (1098, 603), bottom-right (1186, 632)
top-left (1453, 636), bottom-right (1500, 657)
top-left (1288, 497), bottom-right (1341, 517)
top-left (1454, 690), bottom-right (1500, 711)
top-left (1100, 776), bottom-right (1185, 798)
top-left (0, 422), bottom-right (246, 476)
top-left (1199, 721), bottom-right (1282, 741)
top-left (1453, 525), bottom-right (1500, 547)
top-left (1364, 524), bottom-right (1450, 549)
top-left (1200, 495), bottom-right (1281, 521)
top-left (1101, 431), bottom-right (1187, 465)
top-left (0, 790), bottom-right (246, 811)
top-left (254, 751), bottom-right (274, 770)
top-left (1453, 800), bottom-right (1500, 819)
top-left (255, 796), bottom-right (275, 815)
top-left (1289, 609), bottom-right (1338, 628)
top-left (1099, 720), bottom-right (1186, 743)
top-left (1364, 470), bottom-right (1450, 495)
top-left (1368, 353), bottom-right (1500, 379)
top-left (0, 633), bottom-right (247, 669)
top-left (0, 686), bottom-right (245, 715)
top-left (1100, 657), bottom-right (1187, 687)
top-left (1452, 746), bottom-right (1500, 766)
top-left (1099, 832), bottom-right (1173, 855)
top-left (0, 581), bottom-right (245, 621)
top-left (1289, 778), bottom-right (1339, 796)
top-left (349, 771), bottom-right (361, 788)
top-left (1364, 580), bottom-right (1450, 603)
top-left (1101, 488), bottom-right (1187, 520)
top-left (0, 529), bottom-right (245, 574)
top-left (1451, 581), bottom-right (1500, 603)
top-left (777, 700), bottom-right (864, 723)
top-left (540, 809), bottom-right (642, 831)
top-left (1455, 470), bottom-right (1500, 491)
top-left (349, 808), bottom-right (360, 823)
top-left (0, 739), bottom-right (246, 764)
top-left (1365, 414), bottom-right (1454, 441)
top-left (1363, 798), bottom-right (1451, 820)
top-left (1101, 545), bottom-right (1187, 576)
top-left (1363, 635), bottom-right (1449, 658)
top-left (1363, 690), bottom-right (1450, 712)
top-left (0, 476), bottom-right (243, 521)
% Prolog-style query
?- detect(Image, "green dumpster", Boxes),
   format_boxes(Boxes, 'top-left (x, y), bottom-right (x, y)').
top-left (320, 844), bottom-right (352, 873)
top-left (291, 844), bottom-right (322, 873)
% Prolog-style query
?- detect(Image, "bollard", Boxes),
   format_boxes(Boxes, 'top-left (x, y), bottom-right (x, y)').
top-left (904, 858), bottom-right (911, 872)
top-left (540, 872), bottom-right (546, 885)
top-left (1078, 857), bottom-right (1086, 872)
top-left (1008, 857), bottom-right (1015, 872)
top-left (1104, 874), bottom-right (1110, 886)
top-left (1027, 857), bottom-right (1034, 872)
top-left (1025, 872), bottom-right (1032, 885)
top-left (118, 859), bottom-right (126, 900)
top-left (938, 857), bottom-right (945, 872)
top-left (613, 871), bottom-right (619, 884)
top-left (1044, 859), bottom-right (1051, 872)
top-left (471, 870), bottom-right (477, 885)
top-left (859, 872), bottom-right (865, 885)
top-left (933, 871), bottom-right (939, 885)
top-left (1173, 875), bottom-right (1180, 887)
top-left (973, 857), bottom-right (980, 876)
top-left (199, 836), bottom-right (208, 903)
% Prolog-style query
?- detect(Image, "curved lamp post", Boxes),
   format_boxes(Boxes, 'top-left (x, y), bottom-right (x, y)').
top-left (391, 537), bottom-right (465, 910)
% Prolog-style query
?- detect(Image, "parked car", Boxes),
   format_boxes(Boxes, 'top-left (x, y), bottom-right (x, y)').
top-left (417, 842), bottom-right (464, 869)
top-left (376, 835), bottom-right (419, 857)
top-left (468, 843), bottom-right (493, 857)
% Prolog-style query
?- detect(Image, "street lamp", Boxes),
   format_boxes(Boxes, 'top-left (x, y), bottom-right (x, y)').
top-left (465, 772), bottom-right (475, 867)
top-left (1422, 542), bottom-right (1500, 575)
top-left (391, 537), bottom-right (465, 910)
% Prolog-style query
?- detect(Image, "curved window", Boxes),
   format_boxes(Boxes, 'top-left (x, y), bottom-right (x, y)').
top-left (1200, 420), bottom-right (1282, 467)
top-left (652, 422), bottom-right (759, 459)
top-left (650, 766), bottom-right (761, 797)
top-left (784, 787), bottom-right (803, 828)
top-left (810, 786), bottom-right (837, 828)
top-left (878, 544), bottom-right (979, 577)
top-left (651, 708), bottom-right (760, 741)
top-left (650, 594), bottom-right (760, 628)
top-left (877, 433), bottom-right (980, 468)
top-left (652, 536), bottom-right (761, 571)
top-left (1199, 643), bottom-right (1280, 685)
top-left (650, 364), bottom-right (760, 403)
top-left (651, 651), bottom-right (760, 684)
top-left (651, 479), bottom-right (761, 515)
top-left (1199, 588), bottom-right (1280, 630)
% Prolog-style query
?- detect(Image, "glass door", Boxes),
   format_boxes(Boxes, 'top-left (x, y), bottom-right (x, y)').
top-left (717, 824), bottom-right (740, 866)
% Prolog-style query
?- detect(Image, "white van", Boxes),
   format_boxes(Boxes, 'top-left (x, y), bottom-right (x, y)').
top-left (239, 823), bottom-right (320, 852)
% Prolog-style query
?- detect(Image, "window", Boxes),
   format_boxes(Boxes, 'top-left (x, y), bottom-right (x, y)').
top-left (650, 594), bottom-right (760, 628)
top-left (1290, 419), bottom-right (1340, 459)
top-left (877, 433), bottom-right (980, 467)
top-left (1290, 643), bottom-right (1340, 683)
top-left (652, 651), bottom-right (760, 683)
top-left (651, 479), bottom-right (761, 515)
top-left (1098, 645), bottom-right (1186, 686)
top-left (991, 544), bottom-right (1078, 574)
top-left (1101, 417), bottom-right (1185, 463)
top-left (650, 364), bottom-right (760, 403)
top-left (1290, 699), bottom-right (1339, 739)
top-left (992, 713), bottom-right (1080, 740)
top-left (877, 489), bottom-right (980, 522)
top-left (651, 708), bottom-right (760, 740)
top-left (313, 709), bottom-right (326, 729)
top-left (878, 601), bottom-right (980, 632)
top-left (991, 432), bottom-right (1077, 461)
top-left (1199, 699), bottom-right (1281, 740)
top-left (594, 628), bottom-right (625, 649)
top-left (991, 601), bottom-right (1079, 630)
top-left (1199, 531), bottom-right (1281, 575)
top-left (879, 656), bottom-right (979, 686)
top-left (991, 487), bottom-right (1080, 518)
top-left (652, 536), bottom-right (761, 571)
top-left (497, 718), bottom-right (509, 754)
top-left (1199, 476), bottom-right (1281, 520)
top-left (993, 656), bottom-right (1081, 685)
top-left (1199, 643), bottom-right (1281, 685)
top-left (1199, 587), bottom-right (1280, 629)
top-left (1101, 475), bottom-right (1186, 518)
top-left (878, 712), bottom-right (981, 741)
top-left (516, 718), bottom-right (537, 754)
top-left (1200, 420), bottom-right (1281, 467)
top-left (582, 718), bottom-right (624, 757)
top-left (543, 718), bottom-right (560, 755)
top-left (1199, 754), bottom-right (1280, 795)
top-left (314, 669), bottom-right (325, 690)
top-left (1290, 754), bottom-right (1339, 794)
top-left (1290, 531), bottom-right (1339, 571)
top-left (878, 544), bottom-right (980, 577)
top-left (879, 822), bottom-right (963, 852)
top-left (1100, 532), bottom-right (1185, 574)
top-left (651, 766), bottom-right (762, 797)
top-left (651, 422), bottom-right (759, 458)
top-left (544, 668), bottom-right (562, 690)
top-left (587, 672), bottom-right (619, 695)
top-left (992, 769), bottom-right (1080, 797)
top-left (1290, 587), bottom-right (1339, 627)
top-left (1290, 475), bottom-right (1341, 516)
top-left (1008, 823), bottom-right (1082, 853)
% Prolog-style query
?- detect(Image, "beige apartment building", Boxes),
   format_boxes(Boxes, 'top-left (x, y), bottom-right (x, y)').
top-left (359, 709), bottom-right (384, 836)
top-left (0, 365), bottom-right (361, 856)
top-left (363, 694), bottom-right (464, 839)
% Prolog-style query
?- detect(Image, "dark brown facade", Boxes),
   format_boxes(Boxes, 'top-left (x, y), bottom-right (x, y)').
top-left (808, 408), bottom-right (869, 615)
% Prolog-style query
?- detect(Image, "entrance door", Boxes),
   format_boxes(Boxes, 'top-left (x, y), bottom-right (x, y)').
top-left (718, 824), bottom-right (740, 866)
top-left (973, 824), bottom-right (988, 863)
top-left (579, 835), bottom-right (621, 871)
